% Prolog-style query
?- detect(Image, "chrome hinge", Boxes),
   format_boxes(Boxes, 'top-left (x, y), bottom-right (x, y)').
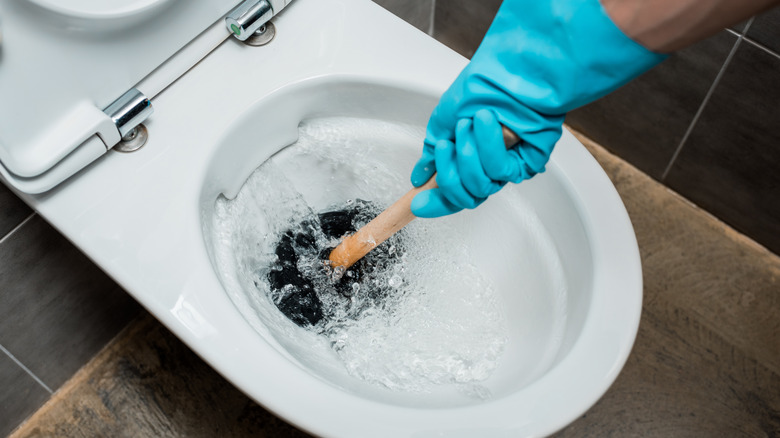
top-left (103, 88), bottom-right (153, 142)
top-left (226, 0), bottom-right (274, 41)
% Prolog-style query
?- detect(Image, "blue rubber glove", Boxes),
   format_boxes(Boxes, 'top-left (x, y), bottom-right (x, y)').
top-left (410, 0), bottom-right (667, 218)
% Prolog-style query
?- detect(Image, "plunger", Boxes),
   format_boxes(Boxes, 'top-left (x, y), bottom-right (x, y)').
top-left (328, 126), bottom-right (520, 272)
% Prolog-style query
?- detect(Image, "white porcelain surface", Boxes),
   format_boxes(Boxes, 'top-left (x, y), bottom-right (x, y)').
top-left (16, 0), bottom-right (643, 436)
top-left (25, 0), bottom-right (173, 19)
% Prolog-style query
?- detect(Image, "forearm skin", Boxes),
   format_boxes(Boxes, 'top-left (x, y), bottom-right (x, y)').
top-left (602, 0), bottom-right (780, 52)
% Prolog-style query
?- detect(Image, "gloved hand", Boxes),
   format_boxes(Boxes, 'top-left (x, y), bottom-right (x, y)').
top-left (410, 0), bottom-right (667, 218)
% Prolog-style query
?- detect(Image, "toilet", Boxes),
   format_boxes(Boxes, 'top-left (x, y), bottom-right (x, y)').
top-left (0, 0), bottom-right (643, 436)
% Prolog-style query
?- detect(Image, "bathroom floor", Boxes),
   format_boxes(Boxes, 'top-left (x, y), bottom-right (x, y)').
top-left (9, 130), bottom-right (779, 437)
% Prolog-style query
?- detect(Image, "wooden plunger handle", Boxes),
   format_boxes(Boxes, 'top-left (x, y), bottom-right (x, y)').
top-left (328, 125), bottom-right (520, 271)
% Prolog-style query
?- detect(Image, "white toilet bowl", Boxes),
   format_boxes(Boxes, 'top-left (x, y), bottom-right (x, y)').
top-left (2, 0), bottom-right (642, 436)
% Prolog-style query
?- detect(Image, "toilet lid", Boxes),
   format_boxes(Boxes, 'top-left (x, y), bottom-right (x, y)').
top-left (0, 0), bottom-right (264, 193)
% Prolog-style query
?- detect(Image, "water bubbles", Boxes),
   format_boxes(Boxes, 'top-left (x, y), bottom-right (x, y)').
top-left (388, 274), bottom-right (403, 288)
top-left (211, 117), bottom-right (510, 394)
top-left (281, 283), bottom-right (296, 298)
top-left (330, 265), bottom-right (346, 282)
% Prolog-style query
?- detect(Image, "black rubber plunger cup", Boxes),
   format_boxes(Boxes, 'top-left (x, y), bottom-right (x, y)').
top-left (267, 200), bottom-right (402, 327)
top-left (267, 228), bottom-right (323, 327)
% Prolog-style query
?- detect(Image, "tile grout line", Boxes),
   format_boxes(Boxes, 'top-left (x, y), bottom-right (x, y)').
top-left (741, 35), bottom-right (780, 60)
top-left (428, 0), bottom-right (436, 36)
top-left (660, 19), bottom-right (752, 181)
top-left (0, 343), bottom-right (54, 394)
top-left (0, 212), bottom-right (37, 246)
top-left (725, 28), bottom-right (741, 38)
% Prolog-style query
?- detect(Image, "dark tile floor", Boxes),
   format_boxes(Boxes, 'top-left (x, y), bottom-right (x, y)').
top-left (9, 130), bottom-right (780, 438)
top-left (565, 30), bottom-right (738, 180)
top-left (0, 213), bottom-right (142, 436)
top-left (664, 39), bottom-right (780, 255)
top-left (0, 353), bottom-right (50, 437)
top-left (0, 185), bottom-right (31, 238)
top-left (373, 0), bottom-right (434, 34)
top-left (0, 216), bottom-right (141, 391)
top-left (747, 7), bottom-right (780, 53)
top-left (432, 0), bottom-right (502, 58)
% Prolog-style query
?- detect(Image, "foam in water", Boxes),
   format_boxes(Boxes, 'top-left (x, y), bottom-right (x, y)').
top-left (207, 117), bottom-right (568, 398)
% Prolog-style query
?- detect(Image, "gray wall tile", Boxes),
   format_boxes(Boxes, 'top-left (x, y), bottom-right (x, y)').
top-left (372, 0), bottom-right (434, 34)
top-left (433, 0), bottom-right (502, 58)
top-left (730, 20), bottom-right (749, 34)
top-left (0, 215), bottom-right (141, 391)
top-left (664, 41), bottom-right (780, 254)
top-left (0, 351), bottom-right (51, 436)
top-left (0, 185), bottom-right (32, 238)
top-left (746, 7), bottom-right (780, 54)
top-left (566, 31), bottom-right (738, 180)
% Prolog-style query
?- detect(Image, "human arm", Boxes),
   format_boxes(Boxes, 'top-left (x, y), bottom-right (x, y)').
top-left (410, 0), bottom-right (780, 218)
top-left (603, 0), bottom-right (780, 52)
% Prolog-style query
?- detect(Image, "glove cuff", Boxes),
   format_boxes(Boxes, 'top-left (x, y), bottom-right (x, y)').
top-left (471, 0), bottom-right (668, 114)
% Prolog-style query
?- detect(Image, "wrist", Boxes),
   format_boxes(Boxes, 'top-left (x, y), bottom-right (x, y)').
top-left (601, 0), bottom-right (780, 52)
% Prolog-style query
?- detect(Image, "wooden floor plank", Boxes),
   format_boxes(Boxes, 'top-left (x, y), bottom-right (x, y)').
top-left (576, 131), bottom-right (780, 376)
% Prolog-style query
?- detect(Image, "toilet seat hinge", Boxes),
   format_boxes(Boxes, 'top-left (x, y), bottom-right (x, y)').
top-left (103, 88), bottom-right (153, 145)
top-left (226, 0), bottom-right (274, 42)
top-left (226, 0), bottom-right (291, 43)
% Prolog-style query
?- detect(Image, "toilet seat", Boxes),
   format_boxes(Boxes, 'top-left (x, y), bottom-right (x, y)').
top-left (3, 0), bottom-right (643, 436)
top-left (0, 0), bottom-right (290, 193)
